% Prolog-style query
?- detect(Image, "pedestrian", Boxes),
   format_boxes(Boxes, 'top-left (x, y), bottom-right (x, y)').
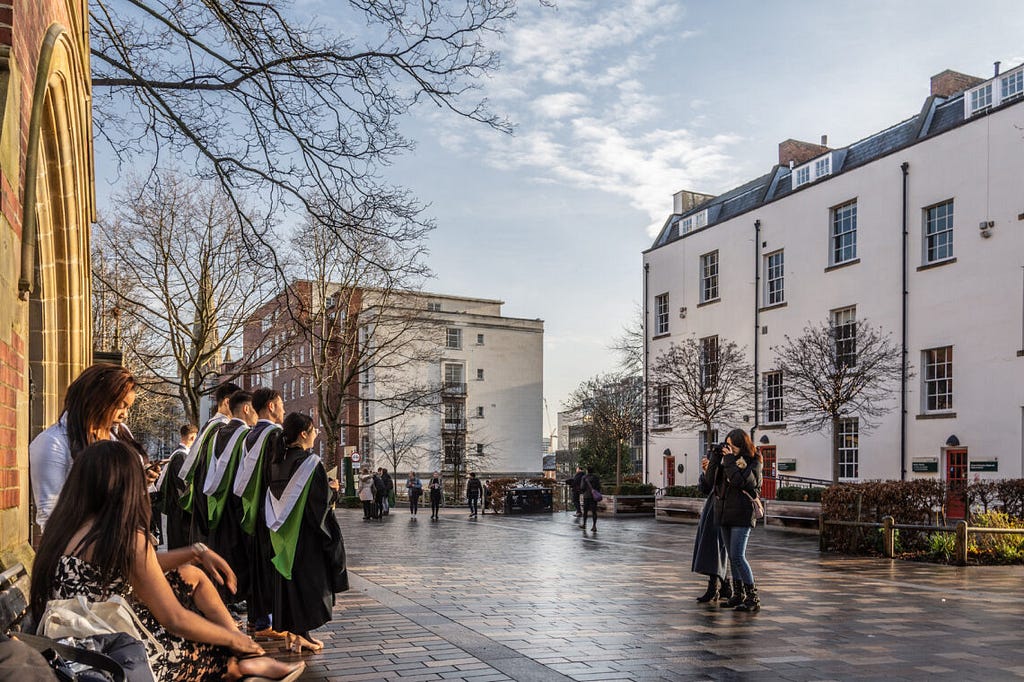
top-left (568, 466), bottom-right (584, 518)
top-left (156, 424), bottom-right (199, 550)
top-left (358, 467), bottom-right (375, 520)
top-left (692, 445), bottom-right (731, 604)
top-left (428, 471), bottom-right (443, 520)
top-left (406, 471), bottom-right (423, 516)
top-left (380, 467), bottom-right (394, 515)
top-left (711, 428), bottom-right (763, 612)
top-left (482, 479), bottom-right (491, 514)
top-left (265, 413), bottom-right (348, 653)
top-left (466, 472), bottom-right (482, 517)
top-left (29, 362), bottom-right (138, 531)
top-left (371, 469), bottom-right (386, 519)
top-left (579, 467), bottom-right (601, 532)
top-left (30, 440), bottom-right (305, 682)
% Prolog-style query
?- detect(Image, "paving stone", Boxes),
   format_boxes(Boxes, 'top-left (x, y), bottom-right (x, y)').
top-left (264, 508), bottom-right (1023, 681)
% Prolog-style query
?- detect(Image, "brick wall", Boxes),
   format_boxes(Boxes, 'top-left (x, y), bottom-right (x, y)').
top-left (930, 69), bottom-right (984, 98)
top-left (0, 333), bottom-right (23, 510)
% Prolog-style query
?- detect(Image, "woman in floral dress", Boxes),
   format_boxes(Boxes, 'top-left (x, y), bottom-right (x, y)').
top-left (30, 440), bottom-right (304, 682)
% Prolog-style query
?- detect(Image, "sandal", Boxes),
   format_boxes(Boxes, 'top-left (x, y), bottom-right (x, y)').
top-left (285, 632), bottom-right (324, 653)
top-left (254, 627), bottom-right (288, 640)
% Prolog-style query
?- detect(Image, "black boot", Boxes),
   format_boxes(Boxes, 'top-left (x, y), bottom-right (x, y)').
top-left (723, 581), bottom-right (745, 608)
top-left (696, 576), bottom-right (719, 603)
top-left (734, 583), bottom-right (760, 612)
top-left (718, 577), bottom-right (733, 602)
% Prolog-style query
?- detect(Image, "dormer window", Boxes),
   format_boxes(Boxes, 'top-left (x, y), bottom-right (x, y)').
top-left (1001, 69), bottom-right (1023, 100)
top-left (965, 63), bottom-right (1024, 118)
top-left (969, 83), bottom-right (992, 114)
top-left (680, 216), bottom-right (693, 234)
top-left (793, 152), bottom-right (833, 189)
top-left (694, 209), bottom-right (708, 229)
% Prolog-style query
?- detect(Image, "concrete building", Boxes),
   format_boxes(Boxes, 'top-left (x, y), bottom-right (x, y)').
top-left (643, 63), bottom-right (1024, 489)
top-left (0, 1), bottom-right (94, 554)
top-left (232, 283), bottom-right (544, 478)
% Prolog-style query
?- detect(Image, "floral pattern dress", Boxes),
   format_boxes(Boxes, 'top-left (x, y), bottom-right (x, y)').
top-left (50, 555), bottom-right (231, 682)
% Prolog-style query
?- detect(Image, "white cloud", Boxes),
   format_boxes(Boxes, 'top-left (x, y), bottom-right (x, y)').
top-left (440, 0), bottom-right (740, 237)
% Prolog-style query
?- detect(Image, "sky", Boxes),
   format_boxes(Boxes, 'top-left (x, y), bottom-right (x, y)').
top-left (93, 0), bottom-right (1024, 440)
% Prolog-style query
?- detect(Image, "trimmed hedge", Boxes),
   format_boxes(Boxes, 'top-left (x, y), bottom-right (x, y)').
top-left (616, 482), bottom-right (655, 495)
top-left (775, 486), bottom-right (824, 503)
top-left (662, 485), bottom-right (704, 498)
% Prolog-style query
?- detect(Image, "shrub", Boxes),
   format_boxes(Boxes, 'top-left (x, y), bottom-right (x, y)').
top-left (663, 485), bottom-right (704, 498)
top-left (925, 532), bottom-right (955, 562)
top-left (971, 510), bottom-right (1024, 563)
top-left (775, 486), bottom-right (823, 502)
top-left (616, 482), bottom-right (655, 495)
top-left (337, 495), bottom-right (362, 509)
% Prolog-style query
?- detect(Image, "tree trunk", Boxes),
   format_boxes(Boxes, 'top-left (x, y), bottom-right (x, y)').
top-left (831, 416), bottom-right (841, 485)
top-left (615, 437), bottom-right (622, 494)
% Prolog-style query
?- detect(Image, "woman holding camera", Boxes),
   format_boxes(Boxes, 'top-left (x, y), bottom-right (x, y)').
top-left (710, 429), bottom-right (763, 612)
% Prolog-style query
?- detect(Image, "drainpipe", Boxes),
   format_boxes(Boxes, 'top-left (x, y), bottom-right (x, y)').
top-left (752, 220), bottom-right (761, 440)
top-left (643, 262), bottom-right (650, 484)
top-left (900, 162), bottom-right (910, 480)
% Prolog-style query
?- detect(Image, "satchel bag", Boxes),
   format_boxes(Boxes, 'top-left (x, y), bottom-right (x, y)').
top-left (742, 490), bottom-right (765, 520)
top-left (39, 595), bottom-right (164, 658)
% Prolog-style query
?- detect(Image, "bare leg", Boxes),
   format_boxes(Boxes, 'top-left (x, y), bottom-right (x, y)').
top-left (176, 564), bottom-right (237, 630)
top-left (226, 655), bottom-right (304, 681)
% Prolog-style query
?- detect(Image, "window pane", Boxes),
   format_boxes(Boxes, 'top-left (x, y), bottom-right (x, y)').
top-left (832, 201), bottom-right (857, 264)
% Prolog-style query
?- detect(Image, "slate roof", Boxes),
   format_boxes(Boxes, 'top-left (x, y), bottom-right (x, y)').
top-left (649, 76), bottom-right (1021, 252)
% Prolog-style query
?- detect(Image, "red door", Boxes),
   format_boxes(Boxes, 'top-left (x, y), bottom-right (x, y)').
top-left (759, 445), bottom-right (777, 500)
top-left (664, 456), bottom-right (675, 487)
top-left (945, 448), bottom-right (968, 520)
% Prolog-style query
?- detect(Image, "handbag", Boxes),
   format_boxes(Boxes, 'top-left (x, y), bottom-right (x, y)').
top-left (15, 632), bottom-right (130, 682)
top-left (591, 489), bottom-right (603, 502)
top-left (742, 490), bottom-right (766, 520)
top-left (39, 595), bottom-right (164, 658)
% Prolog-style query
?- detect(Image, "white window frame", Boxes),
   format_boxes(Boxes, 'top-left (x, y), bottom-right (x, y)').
top-left (654, 293), bottom-right (670, 335)
top-left (700, 251), bottom-right (719, 303)
top-left (694, 209), bottom-right (708, 229)
top-left (968, 82), bottom-right (993, 114)
top-left (924, 199), bottom-right (954, 264)
top-left (764, 250), bottom-right (784, 306)
top-left (476, 368), bottom-right (484, 381)
top-left (831, 306), bottom-right (857, 367)
top-left (476, 333), bottom-right (485, 345)
top-left (1002, 69), bottom-right (1024, 100)
top-left (814, 155), bottom-right (831, 179)
top-left (923, 346), bottom-right (953, 413)
top-left (444, 363), bottom-right (464, 385)
top-left (680, 216), bottom-right (693, 234)
top-left (831, 200), bottom-right (858, 266)
top-left (837, 418), bottom-right (859, 480)
top-left (763, 371), bottom-right (784, 424)
top-left (446, 327), bottom-right (462, 350)
top-left (653, 385), bottom-right (670, 427)
top-left (700, 335), bottom-right (719, 389)
top-left (794, 165), bottom-right (811, 188)
top-left (698, 429), bottom-right (719, 458)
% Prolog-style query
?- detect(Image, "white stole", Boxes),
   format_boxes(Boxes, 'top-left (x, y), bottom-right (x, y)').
top-left (178, 414), bottom-right (229, 483)
top-left (233, 423), bottom-right (281, 497)
top-left (264, 455), bottom-right (321, 532)
top-left (202, 425), bottom-right (249, 495)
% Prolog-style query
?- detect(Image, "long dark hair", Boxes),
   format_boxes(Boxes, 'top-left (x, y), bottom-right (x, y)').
top-left (30, 441), bottom-right (151, 622)
top-left (275, 412), bottom-right (313, 462)
top-left (725, 428), bottom-right (759, 461)
top-left (63, 363), bottom-right (137, 459)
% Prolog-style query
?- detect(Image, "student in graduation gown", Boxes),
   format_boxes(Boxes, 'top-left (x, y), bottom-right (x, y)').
top-left (204, 390), bottom-right (256, 605)
top-left (239, 387), bottom-right (285, 637)
top-left (157, 424), bottom-right (198, 549)
top-left (265, 412), bottom-right (346, 653)
top-left (181, 382), bottom-right (240, 544)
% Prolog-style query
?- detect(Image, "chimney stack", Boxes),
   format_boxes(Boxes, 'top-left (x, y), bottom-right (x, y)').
top-left (930, 69), bottom-right (984, 97)
top-left (820, 134), bottom-right (828, 146)
top-left (673, 190), bottom-right (715, 215)
top-left (778, 138), bottom-right (830, 167)
top-left (994, 61), bottom-right (1001, 77)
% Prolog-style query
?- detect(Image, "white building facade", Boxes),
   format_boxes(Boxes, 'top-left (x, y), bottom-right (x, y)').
top-left (365, 292), bottom-right (544, 477)
top-left (643, 65), bottom-right (1024, 488)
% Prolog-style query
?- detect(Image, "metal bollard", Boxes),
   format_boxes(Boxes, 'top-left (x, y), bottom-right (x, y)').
top-left (954, 520), bottom-right (968, 566)
top-left (818, 513), bottom-right (826, 552)
top-left (882, 516), bottom-right (895, 558)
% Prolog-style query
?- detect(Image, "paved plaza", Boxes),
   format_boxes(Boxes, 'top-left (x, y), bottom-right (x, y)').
top-left (264, 507), bottom-right (1024, 681)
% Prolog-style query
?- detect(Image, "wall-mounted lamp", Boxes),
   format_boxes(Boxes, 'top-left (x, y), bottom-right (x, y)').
top-left (945, 434), bottom-right (960, 447)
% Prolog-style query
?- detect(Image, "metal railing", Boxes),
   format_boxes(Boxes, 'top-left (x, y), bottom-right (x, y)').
top-left (820, 515), bottom-right (1024, 565)
top-left (775, 474), bottom-right (832, 489)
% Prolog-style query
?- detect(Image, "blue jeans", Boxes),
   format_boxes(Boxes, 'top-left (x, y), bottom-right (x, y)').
top-left (468, 496), bottom-right (479, 514)
top-left (722, 526), bottom-right (754, 585)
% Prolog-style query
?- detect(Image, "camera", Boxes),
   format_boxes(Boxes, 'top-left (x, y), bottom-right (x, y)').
top-left (707, 442), bottom-right (725, 458)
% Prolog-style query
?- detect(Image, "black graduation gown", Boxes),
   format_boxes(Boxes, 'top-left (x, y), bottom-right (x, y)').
top-left (160, 447), bottom-right (192, 550)
top-left (188, 419), bottom-right (226, 545)
top-left (206, 419), bottom-right (251, 603)
top-left (243, 422), bottom-right (279, 621)
top-left (269, 447), bottom-right (342, 636)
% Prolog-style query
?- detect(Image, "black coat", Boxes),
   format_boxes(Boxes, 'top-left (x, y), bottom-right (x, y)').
top-left (691, 470), bottom-right (728, 577)
top-left (466, 477), bottom-right (482, 498)
top-left (710, 453), bottom-right (762, 528)
top-left (245, 422), bottom-right (281, 619)
top-left (207, 420), bottom-right (251, 603)
top-left (159, 447), bottom-right (192, 550)
top-left (570, 471), bottom-right (584, 494)
top-left (269, 446), bottom-right (343, 635)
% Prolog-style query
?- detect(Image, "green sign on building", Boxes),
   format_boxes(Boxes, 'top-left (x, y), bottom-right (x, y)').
top-left (912, 459), bottom-right (938, 473)
top-left (777, 460), bottom-right (797, 472)
top-left (969, 460), bottom-right (998, 472)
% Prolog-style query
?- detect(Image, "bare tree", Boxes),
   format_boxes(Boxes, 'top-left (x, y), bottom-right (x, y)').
top-left (566, 374), bottom-right (644, 491)
top-left (93, 173), bottom-right (281, 426)
top-left (772, 318), bottom-right (905, 483)
top-left (90, 0), bottom-right (515, 267)
top-left (283, 216), bottom-right (441, 471)
top-left (373, 411), bottom-right (432, 478)
top-left (647, 336), bottom-right (753, 440)
top-left (610, 304), bottom-right (643, 376)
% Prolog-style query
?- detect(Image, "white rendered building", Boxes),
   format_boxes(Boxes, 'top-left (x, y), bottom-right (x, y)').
top-left (643, 64), bottom-right (1024, 488)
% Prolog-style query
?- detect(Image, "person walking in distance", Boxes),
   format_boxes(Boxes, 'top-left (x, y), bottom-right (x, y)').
top-left (579, 467), bottom-right (601, 532)
top-left (428, 471), bottom-right (443, 520)
top-left (380, 468), bottom-right (394, 516)
top-left (568, 466), bottom-right (584, 518)
top-left (371, 469), bottom-right (386, 519)
top-left (358, 467), bottom-right (375, 520)
top-left (466, 472), bottom-right (482, 518)
top-left (157, 424), bottom-right (199, 550)
top-left (711, 429), bottom-right (764, 613)
top-left (692, 445), bottom-right (731, 604)
top-left (406, 471), bottom-right (423, 517)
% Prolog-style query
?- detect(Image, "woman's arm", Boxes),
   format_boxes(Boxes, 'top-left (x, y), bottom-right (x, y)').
top-left (130, 533), bottom-right (260, 654)
top-left (155, 545), bottom-right (237, 595)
